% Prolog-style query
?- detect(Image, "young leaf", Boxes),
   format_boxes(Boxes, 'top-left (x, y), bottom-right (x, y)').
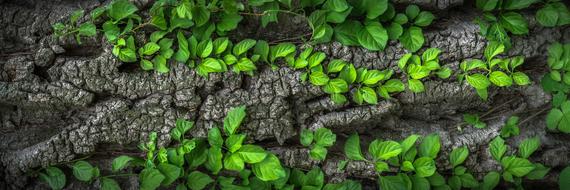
top-left (196, 39), bottom-right (213, 58)
top-left (400, 26), bottom-right (424, 52)
top-left (139, 42), bottom-right (160, 56)
top-left (223, 105), bottom-right (247, 136)
top-left (270, 43), bottom-right (296, 63)
top-left (225, 134), bottom-right (246, 153)
top-left (310, 145), bottom-right (328, 161)
top-left (238, 145), bottom-right (268, 164)
top-left (450, 146), bottom-right (469, 167)
top-left (112, 155), bottom-right (134, 172)
top-left (414, 11), bottom-right (435, 27)
top-left (489, 71), bottom-right (513, 87)
top-left (233, 39), bottom-right (257, 56)
top-left (501, 156), bottom-right (535, 177)
top-left (314, 127), bottom-right (336, 147)
top-left (413, 157), bottom-right (436, 177)
top-left (360, 87), bottom-right (378, 104)
top-left (489, 136), bottom-right (507, 161)
top-left (526, 163), bottom-right (550, 180)
top-left (253, 40), bottom-right (270, 62)
top-left (309, 71), bottom-right (330, 86)
top-left (205, 147), bottom-right (223, 174)
top-left (78, 23), bottom-right (97, 36)
top-left (252, 154), bottom-right (286, 181)
top-left (408, 79), bottom-right (425, 93)
top-left (466, 74), bottom-right (490, 89)
top-left (323, 79), bottom-right (349, 94)
top-left (300, 129), bottom-right (314, 146)
top-left (344, 133), bottom-right (365, 161)
top-left (512, 72), bottom-right (530, 85)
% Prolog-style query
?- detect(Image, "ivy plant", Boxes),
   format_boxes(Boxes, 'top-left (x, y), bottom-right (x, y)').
top-left (52, 9), bottom-right (97, 44)
top-left (300, 128), bottom-right (337, 161)
top-left (535, 0), bottom-right (570, 27)
top-left (459, 42), bottom-right (531, 100)
top-left (500, 116), bottom-right (520, 138)
top-left (543, 42), bottom-right (570, 133)
top-left (398, 48), bottom-right (452, 93)
top-left (447, 146), bottom-right (479, 190)
top-left (474, 0), bottom-right (537, 49)
top-left (463, 113), bottom-right (487, 129)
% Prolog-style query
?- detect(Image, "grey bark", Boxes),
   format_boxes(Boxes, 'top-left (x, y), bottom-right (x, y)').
top-left (0, 0), bottom-right (568, 189)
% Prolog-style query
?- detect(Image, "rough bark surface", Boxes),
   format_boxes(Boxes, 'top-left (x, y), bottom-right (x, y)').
top-left (0, 0), bottom-right (569, 189)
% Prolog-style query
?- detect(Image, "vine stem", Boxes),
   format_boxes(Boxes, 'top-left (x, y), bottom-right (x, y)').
top-left (480, 98), bottom-right (516, 118)
top-left (518, 106), bottom-right (550, 126)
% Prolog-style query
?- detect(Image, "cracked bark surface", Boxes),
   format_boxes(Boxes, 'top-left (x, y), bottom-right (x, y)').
top-left (0, 0), bottom-right (569, 189)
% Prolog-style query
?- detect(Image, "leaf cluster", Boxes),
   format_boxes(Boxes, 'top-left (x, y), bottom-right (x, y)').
top-left (300, 128), bottom-right (337, 161)
top-left (398, 48), bottom-right (452, 93)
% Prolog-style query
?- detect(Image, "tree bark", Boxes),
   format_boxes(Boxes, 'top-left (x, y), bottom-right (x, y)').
top-left (0, 0), bottom-right (569, 189)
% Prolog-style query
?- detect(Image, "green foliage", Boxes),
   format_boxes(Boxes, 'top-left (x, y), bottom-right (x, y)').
top-left (398, 48), bottom-right (452, 93)
top-left (52, 9), bottom-right (97, 44)
top-left (300, 127), bottom-right (336, 161)
top-left (39, 167), bottom-right (66, 190)
top-left (544, 42), bottom-right (570, 134)
top-left (463, 113), bottom-right (487, 129)
top-left (459, 42), bottom-right (530, 100)
top-left (500, 116), bottom-right (520, 138)
top-left (560, 166), bottom-right (570, 189)
top-left (535, 1), bottom-right (570, 27)
top-left (474, 0), bottom-right (538, 49)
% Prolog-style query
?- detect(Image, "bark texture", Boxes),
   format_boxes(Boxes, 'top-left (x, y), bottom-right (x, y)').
top-left (0, 0), bottom-right (569, 189)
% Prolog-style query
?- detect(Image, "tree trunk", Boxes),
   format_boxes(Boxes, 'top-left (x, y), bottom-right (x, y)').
top-left (0, 0), bottom-right (569, 189)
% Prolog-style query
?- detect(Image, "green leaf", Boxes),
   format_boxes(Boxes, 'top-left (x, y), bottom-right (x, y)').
top-left (360, 87), bottom-right (377, 104)
top-left (427, 172), bottom-right (446, 187)
top-left (327, 59), bottom-right (347, 73)
top-left (560, 166), bottom-right (570, 190)
top-left (413, 157), bottom-right (436, 177)
top-left (217, 13), bottom-right (243, 32)
top-left (526, 163), bottom-right (550, 180)
top-left (224, 153), bottom-right (245, 171)
top-left (158, 38), bottom-right (174, 58)
top-left (375, 161), bottom-right (390, 173)
top-left (205, 147), bottom-right (223, 174)
top-left (270, 43), bottom-right (296, 63)
top-left (411, 175), bottom-right (430, 190)
top-left (502, 0), bottom-right (538, 10)
top-left (309, 71), bottom-right (330, 86)
top-left (260, 2), bottom-right (280, 27)
top-left (362, 0), bottom-right (388, 19)
top-left (225, 134), bottom-right (246, 153)
top-left (398, 53), bottom-right (412, 70)
top-left (344, 133), bottom-right (365, 161)
top-left (150, 31), bottom-right (167, 43)
top-left (157, 163), bottom-right (182, 186)
top-left (238, 145), bottom-right (268, 163)
top-left (305, 167), bottom-right (325, 189)
top-left (78, 23), bottom-right (96, 36)
top-left (323, 0), bottom-right (349, 12)
top-left (149, 6), bottom-right (167, 30)
top-left (408, 79), bottom-right (425, 93)
top-left (323, 79), bottom-right (349, 94)
top-left (300, 129), bottom-right (314, 146)
top-left (308, 52), bottom-right (327, 68)
top-left (414, 11), bottom-right (435, 27)
top-left (400, 26), bottom-right (424, 52)
top-left (421, 48), bottom-right (441, 63)
top-left (489, 136), bottom-right (507, 161)
top-left (252, 154), bottom-right (286, 181)
top-left (501, 156), bottom-right (535, 177)
top-left (369, 140), bottom-right (402, 160)
top-left (499, 12), bottom-right (529, 35)
top-left (512, 72), bottom-right (530, 85)
top-left (223, 105), bottom-right (246, 136)
top-left (547, 100), bottom-right (570, 132)
top-left (196, 39), bottom-right (213, 58)
top-left (334, 20), bottom-right (362, 46)
top-left (394, 13), bottom-right (409, 25)
top-left (379, 174), bottom-right (410, 190)
top-left (330, 93), bottom-right (347, 104)
top-left (536, 5), bottom-right (558, 27)
top-left (466, 74), bottom-right (490, 89)
top-left (152, 55), bottom-right (169, 73)
top-left (254, 40), bottom-right (270, 62)
top-left (310, 145), bottom-right (328, 160)
top-left (362, 69), bottom-right (388, 85)
top-left (39, 167), bottom-right (66, 190)
top-left (192, 6), bottom-right (210, 27)
top-left (382, 79), bottom-right (405, 93)
top-left (314, 127), bottom-right (336, 147)
top-left (484, 42), bottom-right (505, 61)
top-left (450, 146), bottom-right (469, 167)
top-left (236, 58), bottom-right (257, 72)
top-left (233, 39), bottom-right (256, 56)
top-left (460, 173), bottom-right (479, 188)
top-left (481, 171), bottom-right (500, 190)
top-left (208, 127), bottom-right (223, 147)
top-left (108, 0), bottom-right (138, 21)
top-left (72, 161), bottom-right (95, 182)
top-left (139, 42), bottom-right (160, 56)
top-left (187, 171), bottom-right (214, 190)
top-left (405, 4), bottom-right (421, 19)
top-left (357, 22), bottom-right (388, 51)
top-left (419, 133), bottom-right (440, 159)
top-left (489, 71), bottom-right (513, 87)
top-left (112, 156), bottom-right (134, 172)
top-left (476, 0), bottom-right (499, 11)
top-left (436, 67), bottom-right (452, 79)
top-left (100, 177), bottom-right (120, 190)
top-left (386, 22), bottom-right (403, 40)
top-left (518, 136), bottom-right (540, 158)
top-left (139, 168), bottom-right (165, 190)
top-left (339, 64), bottom-right (357, 84)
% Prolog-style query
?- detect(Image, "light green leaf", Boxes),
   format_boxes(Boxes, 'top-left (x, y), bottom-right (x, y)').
top-left (152, 55), bottom-right (169, 73)
top-left (254, 40), bottom-right (270, 62)
top-left (436, 67), bottom-right (452, 79)
top-left (233, 39), bottom-right (257, 56)
top-left (225, 134), bottom-right (246, 153)
top-left (157, 163), bottom-right (181, 186)
top-left (466, 74), bottom-right (490, 89)
top-left (323, 79), bottom-right (349, 94)
top-left (489, 71), bottom-right (513, 87)
top-left (139, 42), bottom-right (160, 56)
top-left (223, 105), bottom-right (246, 136)
top-left (309, 71), bottom-right (330, 86)
top-left (450, 146), bottom-right (469, 167)
top-left (205, 147), bottom-right (223, 174)
top-left (413, 157), bottom-right (436, 177)
top-left (489, 136), bottom-right (507, 161)
top-left (212, 37), bottom-right (230, 55)
top-left (207, 127), bottom-right (223, 147)
top-left (484, 41), bottom-right (505, 61)
top-left (238, 145), bottom-right (268, 164)
top-left (39, 167), bottom-right (66, 190)
top-left (357, 22), bottom-right (388, 51)
top-left (383, 79), bottom-right (405, 93)
top-left (512, 72), bottom-right (530, 85)
top-left (481, 171), bottom-right (500, 190)
top-left (330, 93), bottom-right (348, 104)
top-left (501, 156), bottom-right (535, 177)
top-left (112, 156), bottom-right (134, 172)
top-left (419, 133), bottom-right (440, 159)
top-left (518, 136), bottom-right (540, 158)
top-left (460, 173), bottom-right (479, 188)
top-left (217, 13), bottom-right (243, 32)
top-left (308, 52), bottom-right (327, 68)
top-left (339, 64), bottom-right (357, 84)
top-left (314, 127), bottom-right (336, 147)
top-left (400, 26), bottom-right (424, 52)
top-left (369, 140), bottom-right (402, 160)
top-left (414, 11), bottom-right (435, 27)
top-left (379, 174), bottom-right (410, 190)
top-left (252, 154), bottom-right (286, 181)
top-left (386, 22), bottom-right (403, 40)
top-left (78, 22), bottom-right (97, 36)
top-left (196, 39), bottom-right (213, 58)
top-left (421, 48), bottom-right (441, 63)
top-left (192, 6), bottom-right (210, 26)
top-left (360, 87), bottom-right (378, 104)
top-left (270, 43), bottom-right (296, 63)
top-left (526, 163), bottom-right (550, 180)
top-left (499, 12), bottom-right (529, 35)
top-left (310, 145), bottom-right (328, 161)
top-left (224, 153), bottom-right (245, 171)
top-left (236, 58), bottom-right (257, 72)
